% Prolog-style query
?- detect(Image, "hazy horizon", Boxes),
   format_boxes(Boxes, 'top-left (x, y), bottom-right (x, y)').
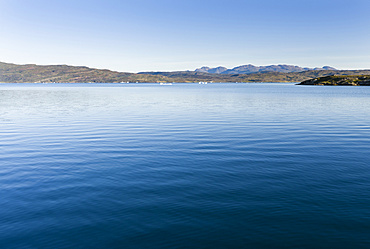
top-left (2, 60), bottom-right (368, 74)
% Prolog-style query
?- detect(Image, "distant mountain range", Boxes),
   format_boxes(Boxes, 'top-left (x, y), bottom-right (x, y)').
top-left (195, 64), bottom-right (337, 74)
top-left (2, 61), bottom-right (369, 83)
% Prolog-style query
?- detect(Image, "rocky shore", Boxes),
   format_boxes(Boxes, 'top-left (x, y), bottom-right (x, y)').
top-left (298, 75), bottom-right (370, 86)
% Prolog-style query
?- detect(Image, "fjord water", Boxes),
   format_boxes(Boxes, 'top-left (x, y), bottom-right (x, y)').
top-left (1, 83), bottom-right (370, 248)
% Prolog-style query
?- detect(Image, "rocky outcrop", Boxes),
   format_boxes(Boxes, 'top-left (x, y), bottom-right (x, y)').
top-left (298, 75), bottom-right (370, 86)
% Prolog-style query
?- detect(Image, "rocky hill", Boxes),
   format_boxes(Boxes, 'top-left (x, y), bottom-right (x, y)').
top-left (0, 62), bottom-right (165, 83)
top-left (298, 75), bottom-right (370, 86)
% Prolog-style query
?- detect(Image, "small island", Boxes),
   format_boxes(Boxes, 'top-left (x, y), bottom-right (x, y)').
top-left (298, 75), bottom-right (370, 86)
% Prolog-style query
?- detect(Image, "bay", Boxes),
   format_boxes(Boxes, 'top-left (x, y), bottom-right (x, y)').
top-left (1, 83), bottom-right (370, 248)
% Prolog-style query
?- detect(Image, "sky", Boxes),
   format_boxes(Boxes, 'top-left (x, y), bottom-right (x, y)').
top-left (0, 0), bottom-right (369, 72)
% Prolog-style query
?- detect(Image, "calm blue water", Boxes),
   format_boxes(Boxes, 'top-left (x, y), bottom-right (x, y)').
top-left (1, 83), bottom-right (370, 248)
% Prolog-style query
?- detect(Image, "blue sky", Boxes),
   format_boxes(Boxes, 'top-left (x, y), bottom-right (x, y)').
top-left (0, 0), bottom-right (369, 72)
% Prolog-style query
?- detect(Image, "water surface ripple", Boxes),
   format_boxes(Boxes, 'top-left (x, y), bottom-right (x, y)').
top-left (0, 83), bottom-right (370, 248)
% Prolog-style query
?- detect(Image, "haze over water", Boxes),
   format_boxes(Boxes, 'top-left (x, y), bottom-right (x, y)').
top-left (1, 83), bottom-right (370, 248)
